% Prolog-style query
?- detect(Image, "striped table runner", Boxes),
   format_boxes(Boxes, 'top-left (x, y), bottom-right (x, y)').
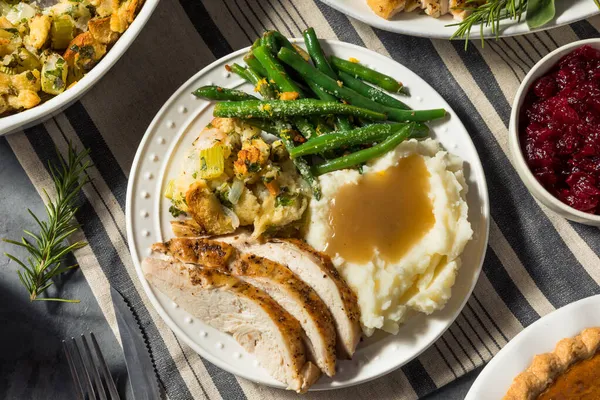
top-left (6, 0), bottom-right (600, 398)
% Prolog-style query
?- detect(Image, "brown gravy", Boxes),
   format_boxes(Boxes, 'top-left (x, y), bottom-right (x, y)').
top-left (325, 155), bottom-right (435, 264)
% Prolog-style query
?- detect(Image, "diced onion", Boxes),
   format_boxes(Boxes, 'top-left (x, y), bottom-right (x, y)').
top-left (228, 179), bottom-right (244, 205)
top-left (6, 3), bottom-right (37, 24)
top-left (222, 206), bottom-right (240, 229)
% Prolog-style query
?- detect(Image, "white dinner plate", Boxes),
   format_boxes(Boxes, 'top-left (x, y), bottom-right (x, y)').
top-left (466, 294), bottom-right (600, 399)
top-left (0, 0), bottom-right (160, 136)
top-left (318, 0), bottom-right (599, 38)
top-left (126, 39), bottom-right (490, 390)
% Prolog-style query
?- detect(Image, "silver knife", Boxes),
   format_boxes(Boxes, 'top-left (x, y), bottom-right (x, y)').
top-left (111, 286), bottom-right (162, 400)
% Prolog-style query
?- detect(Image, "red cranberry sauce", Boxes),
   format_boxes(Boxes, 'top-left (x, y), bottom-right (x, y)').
top-left (521, 45), bottom-right (600, 214)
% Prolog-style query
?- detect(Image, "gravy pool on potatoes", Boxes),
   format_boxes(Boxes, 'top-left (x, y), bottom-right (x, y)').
top-left (325, 155), bottom-right (435, 264)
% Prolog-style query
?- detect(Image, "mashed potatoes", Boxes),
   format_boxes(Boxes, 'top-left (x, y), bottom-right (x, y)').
top-left (305, 138), bottom-right (472, 335)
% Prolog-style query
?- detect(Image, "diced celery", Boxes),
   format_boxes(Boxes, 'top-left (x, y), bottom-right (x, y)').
top-left (197, 145), bottom-right (225, 180)
top-left (0, 65), bottom-right (16, 74)
top-left (16, 48), bottom-right (41, 72)
top-left (50, 15), bottom-right (74, 50)
top-left (164, 179), bottom-right (175, 200)
top-left (41, 53), bottom-right (68, 95)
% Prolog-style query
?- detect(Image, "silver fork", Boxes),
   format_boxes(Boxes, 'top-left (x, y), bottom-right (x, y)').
top-left (62, 333), bottom-right (121, 400)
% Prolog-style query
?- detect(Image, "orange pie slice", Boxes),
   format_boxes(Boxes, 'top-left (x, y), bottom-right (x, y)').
top-left (504, 327), bottom-right (600, 400)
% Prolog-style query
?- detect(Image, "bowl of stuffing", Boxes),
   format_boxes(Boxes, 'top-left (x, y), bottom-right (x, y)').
top-left (509, 38), bottom-right (600, 226)
top-left (0, 0), bottom-right (159, 135)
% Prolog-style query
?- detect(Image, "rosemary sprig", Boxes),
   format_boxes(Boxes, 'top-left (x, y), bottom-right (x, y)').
top-left (450, 0), bottom-right (600, 49)
top-left (3, 143), bottom-right (91, 303)
top-left (449, 0), bottom-right (527, 49)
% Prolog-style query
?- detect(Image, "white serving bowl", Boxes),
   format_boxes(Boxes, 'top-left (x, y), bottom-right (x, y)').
top-left (0, 0), bottom-right (160, 136)
top-left (509, 38), bottom-right (600, 226)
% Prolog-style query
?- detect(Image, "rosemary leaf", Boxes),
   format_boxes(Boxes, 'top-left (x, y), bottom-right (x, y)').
top-left (3, 142), bottom-right (92, 303)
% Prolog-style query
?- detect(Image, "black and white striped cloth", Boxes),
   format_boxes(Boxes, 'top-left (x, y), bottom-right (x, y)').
top-left (6, 0), bottom-right (600, 398)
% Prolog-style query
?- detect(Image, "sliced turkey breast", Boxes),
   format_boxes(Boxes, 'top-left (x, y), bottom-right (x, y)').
top-left (142, 257), bottom-right (320, 392)
top-left (220, 234), bottom-right (362, 359)
top-left (367, 0), bottom-right (406, 19)
top-left (151, 237), bottom-right (337, 376)
top-left (170, 219), bottom-right (204, 237)
top-left (449, 0), bottom-right (471, 20)
top-left (230, 253), bottom-right (337, 377)
top-left (405, 0), bottom-right (422, 12)
top-left (151, 238), bottom-right (234, 268)
top-left (421, 0), bottom-right (449, 18)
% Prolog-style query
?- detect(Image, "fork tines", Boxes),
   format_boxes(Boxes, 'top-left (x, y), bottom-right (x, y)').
top-left (62, 333), bottom-right (121, 400)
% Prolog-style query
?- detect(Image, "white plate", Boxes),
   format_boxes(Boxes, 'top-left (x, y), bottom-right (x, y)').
top-left (0, 0), bottom-right (160, 136)
top-left (126, 40), bottom-right (490, 390)
top-left (466, 294), bottom-right (600, 399)
top-left (319, 0), bottom-right (599, 38)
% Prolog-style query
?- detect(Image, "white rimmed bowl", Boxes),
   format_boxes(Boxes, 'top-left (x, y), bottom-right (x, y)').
top-left (509, 38), bottom-right (600, 226)
top-left (0, 0), bottom-right (160, 136)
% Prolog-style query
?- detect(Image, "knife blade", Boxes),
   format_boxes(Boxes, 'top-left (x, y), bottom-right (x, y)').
top-left (111, 286), bottom-right (162, 400)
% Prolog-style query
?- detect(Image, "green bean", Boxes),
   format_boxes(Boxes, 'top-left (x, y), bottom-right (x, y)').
top-left (262, 31), bottom-right (299, 55)
top-left (229, 63), bottom-right (251, 81)
top-left (243, 53), bottom-right (268, 77)
top-left (230, 63), bottom-right (277, 100)
top-left (246, 119), bottom-right (319, 197)
top-left (245, 119), bottom-right (280, 135)
top-left (303, 28), bottom-right (353, 131)
top-left (213, 99), bottom-right (387, 120)
top-left (312, 123), bottom-right (418, 175)
top-left (253, 45), bottom-right (303, 95)
top-left (305, 81), bottom-right (353, 131)
top-left (314, 116), bottom-right (334, 135)
top-left (193, 86), bottom-right (258, 101)
top-left (278, 48), bottom-right (446, 122)
top-left (337, 70), bottom-right (410, 110)
top-left (261, 31), bottom-right (279, 54)
top-left (252, 45), bottom-right (316, 138)
top-left (303, 27), bottom-right (337, 79)
top-left (290, 122), bottom-right (428, 158)
top-left (271, 120), bottom-right (321, 199)
top-left (330, 55), bottom-right (403, 93)
top-left (272, 31), bottom-right (310, 61)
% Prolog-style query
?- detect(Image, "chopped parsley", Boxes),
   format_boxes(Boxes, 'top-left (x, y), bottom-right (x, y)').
top-left (79, 45), bottom-right (95, 59)
top-left (246, 162), bottom-right (260, 173)
top-left (169, 205), bottom-right (186, 218)
top-left (276, 193), bottom-right (294, 207)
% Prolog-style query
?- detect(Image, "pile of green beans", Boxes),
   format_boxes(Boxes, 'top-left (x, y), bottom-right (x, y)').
top-left (192, 27), bottom-right (449, 189)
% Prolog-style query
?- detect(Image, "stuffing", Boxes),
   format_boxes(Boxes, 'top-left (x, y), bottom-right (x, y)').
top-left (28, 15), bottom-right (52, 49)
top-left (168, 118), bottom-right (310, 238)
top-left (0, 0), bottom-right (144, 116)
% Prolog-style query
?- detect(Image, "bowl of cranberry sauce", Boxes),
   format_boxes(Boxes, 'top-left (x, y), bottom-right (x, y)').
top-left (510, 39), bottom-right (600, 226)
